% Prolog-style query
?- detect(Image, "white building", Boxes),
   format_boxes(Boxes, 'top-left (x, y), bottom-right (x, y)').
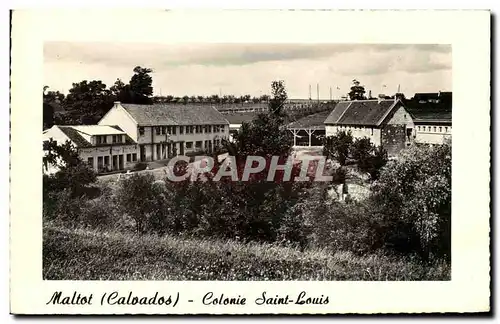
top-left (413, 112), bottom-right (452, 145)
top-left (98, 102), bottom-right (230, 161)
top-left (42, 125), bottom-right (138, 174)
top-left (324, 99), bottom-right (415, 156)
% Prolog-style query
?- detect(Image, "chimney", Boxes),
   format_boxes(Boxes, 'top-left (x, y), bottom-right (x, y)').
top-left (368, 90), bottom-right (372, 99)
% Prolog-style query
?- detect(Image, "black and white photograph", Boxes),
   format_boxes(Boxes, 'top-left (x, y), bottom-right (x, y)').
top-left (9, 9), bottom-right (490, 314)
top-left (41, 42), bottom-right (453, 281)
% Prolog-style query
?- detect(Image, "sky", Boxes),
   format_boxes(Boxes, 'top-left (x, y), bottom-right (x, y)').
top-left (44, 42), bottom-right (451, 100)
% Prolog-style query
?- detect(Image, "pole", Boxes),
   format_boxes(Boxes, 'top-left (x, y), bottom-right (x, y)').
top-left (330, 87), bottom-right (332, 101)
top-left (317, 83), bottom-right (319, 103)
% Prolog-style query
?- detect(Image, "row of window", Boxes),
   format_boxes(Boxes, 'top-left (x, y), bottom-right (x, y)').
top-left (185, 139), bottom-right (222, 149)
top-left (337, 125), bottom-right (374, 136)
top-left (417, 126), bottom-right (450, 133)
top-left (140, 125), bottom-right (227, 136)
top-left (87, 154), bottom-right (138, 167)
top-left (96, 135), bottom-right (124, 144)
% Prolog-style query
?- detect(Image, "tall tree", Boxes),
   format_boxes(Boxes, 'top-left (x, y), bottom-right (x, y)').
top-left (269, 80), bottom-right (288, 116)
top-left (348, 79), bottom-right (366, 100)
top-left (43, 86), bottom-right (65, 129)
top-left (63, 80), bottom-right (113, 125)
top-left (129, 66), bottom-right (154, 104)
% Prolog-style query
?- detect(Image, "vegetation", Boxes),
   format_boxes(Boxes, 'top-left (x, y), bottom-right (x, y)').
top-left (43, 225), bottom-right (450, 281)
top-left (42, 81), bottom-right (451, 280)
top-left (348, 79), bottom-right (366, 101)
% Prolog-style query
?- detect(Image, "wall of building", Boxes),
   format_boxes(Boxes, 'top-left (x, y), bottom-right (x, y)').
top-left (386, 106), bottom-right (415, 129)
top-left (42, 126), bottom-right (72, 146)
top-left (98, 104), bottom-right (139, 141)
top-left (381, 124), bottom-right (407, 156)
top-left (415, 124), bottom-right (452, 144)
top-left (325, 125), bottom-right (382, 146)
top-left (78, 145), bottom-right (139, 173)
top-left (137, 125), bottom-right (230, 161)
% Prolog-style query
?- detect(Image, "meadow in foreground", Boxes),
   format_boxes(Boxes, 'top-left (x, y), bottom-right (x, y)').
top-left (43, 224), bottom-right (450, 281)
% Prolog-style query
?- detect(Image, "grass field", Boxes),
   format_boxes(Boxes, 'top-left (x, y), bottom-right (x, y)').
top-left (43, 225), bottom-right (450, 281)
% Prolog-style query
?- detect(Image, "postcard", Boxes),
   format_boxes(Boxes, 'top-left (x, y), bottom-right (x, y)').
top-left (10, 9), bottom-right (490, 314)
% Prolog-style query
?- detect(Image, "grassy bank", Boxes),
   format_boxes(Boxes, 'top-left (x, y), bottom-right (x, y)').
top-left (43, 225), bottom-right (450, 281)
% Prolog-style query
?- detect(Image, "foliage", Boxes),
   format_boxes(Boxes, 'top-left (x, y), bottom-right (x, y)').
top-left (63, 80), bottom-right (114, 124)
top-left (369, 144), bottom-right (452, 260)
top-left (348, 79), bottom-right (366, 100)
top-left (323, 131), bottom-right (353, 166)
top-left (115, 173), bottom-right (169, 233)
top-left (129, 66), bottom-right (154, 104)
top-left (351, 138), bottom-right (388, 180)
top-left (43, 139), bottom-right (97, 199)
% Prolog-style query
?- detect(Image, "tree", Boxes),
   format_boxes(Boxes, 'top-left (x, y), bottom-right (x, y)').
top-left (269, 80), bottom-right (288, 116)
top-left (63, 80), bottom-right (114, 125)
top-left (348, 79), bottom-right (366, 100)
top-left (182, 95), bottom-right (190, 104)
top-left (43, 139), bottom-right (97, 199)
top-left (43, 86), bottom-right (65, 129)
top-left (129, 66), bottom-right (154, 104)
top-left (323, 131), bottom-right (353, 166)
top-left (197, 95), bottom-right (204, 103)
top-left (370, 144), bottom-right (451, 260)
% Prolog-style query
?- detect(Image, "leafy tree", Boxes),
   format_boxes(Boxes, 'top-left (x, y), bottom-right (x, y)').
top-left (182, 95), bottom-right (190, 104)
top-left (269, 80), bottom-right (288, 116)
top-left (42, 140), bottom-right (97, 199)
top-left (43, 86), bottom-right (65, 129)
top-left (323, 131), bottom-right (353, 166)
top-left (63, 80), bottom-right (114, 124)
top-left (370, 144), bottom-right (451, 260)
top-left (129, 66), bottom-right (154, 104)
top-left (197, 95), bottom-right (204, 103)
top-left (348, 79), bottom-right (366, 100)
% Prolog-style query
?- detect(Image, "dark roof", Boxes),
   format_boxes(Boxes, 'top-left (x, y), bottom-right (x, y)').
top-left (324, 100), bottom-right (398, 127)
top-left (409, 110), bottom-right (452, 124)
top-left (121, 103), bottom-right (229, 126)
top-left (58, 126), bottom-right (91, 148)
top-left (288, 110), bottom-right (331, 129)
top-left (223, 112), bottom-right (259, 124)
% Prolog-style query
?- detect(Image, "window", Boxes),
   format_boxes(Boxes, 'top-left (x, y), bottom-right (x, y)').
top-left (98, 156), bottom-right (103, 167)
top-left (195, 141), bottom-right (202, 148)
top-left (132, 153), bottom-right (137, 162)
top-left (87, 157), bottom-right (94, 167)
top-left (126, 154), bottom-right (131, 162)
top-left (186, 142), bottom-right (193, 149)
top-left (139, 127), bottom-right (145, 136)
top-left (439, 127), bottom-right (442, 132)
top-left (156, 127), bottom-right (161, 135)
top-left (214, 125), bottom-right (219, 132)
top-left (445, 127), bottom-right (448, 133)
top-left (96, 135), bottom-right (107, 144)
top-left (179, 126), bottom-right (184, 134)
top-left (433, 126), bottom-right (437, 132)
top-left (208, 125), bottom-right (212, 133)
top-left (172, 126), bottom-right (176, 135)
top-left (167, 126), bottom-right (172, 134)
top-left (104, 156), bottom-right (110, 166)
top-left (371, 128), bottom-right (374, 136)
top-left (112, 135), bottom-right (122, 143)
top-left (220, 125), bottom-right (225, 132)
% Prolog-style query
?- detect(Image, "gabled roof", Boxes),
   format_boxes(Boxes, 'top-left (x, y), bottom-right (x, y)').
top-left (409, 110), bottom-right (452, 124)
top-left (287, 110), bottom-right (331, 130)
top-left (71, 125), bottom-right (126, 136)
top-left (58, 125), bottom-right (136, 148)
top-left (324, 99), bottom-right (399, 127)
top-left (120, 103), bottom-right (230, 126)
top-left (58, 126), bottom-right (92, 148)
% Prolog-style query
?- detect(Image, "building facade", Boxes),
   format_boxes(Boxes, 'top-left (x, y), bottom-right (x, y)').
top-left (99, 102), bottom-right (230, 162)
top-left (42, 125), bottom-right (138, 174)
top-left (324, 99), bottom-right (415, 156)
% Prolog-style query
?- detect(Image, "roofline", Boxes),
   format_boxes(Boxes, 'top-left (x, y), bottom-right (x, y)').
top-left (375, 98), bottom-right (400, 126)
top-left (334, 101), bottom-right (353, 124)
top-left (110, 102), bottom-right (140, 126)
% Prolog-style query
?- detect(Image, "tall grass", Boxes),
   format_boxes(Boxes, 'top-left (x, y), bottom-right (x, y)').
top-left (43, 224), bottom-right (450, 281)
